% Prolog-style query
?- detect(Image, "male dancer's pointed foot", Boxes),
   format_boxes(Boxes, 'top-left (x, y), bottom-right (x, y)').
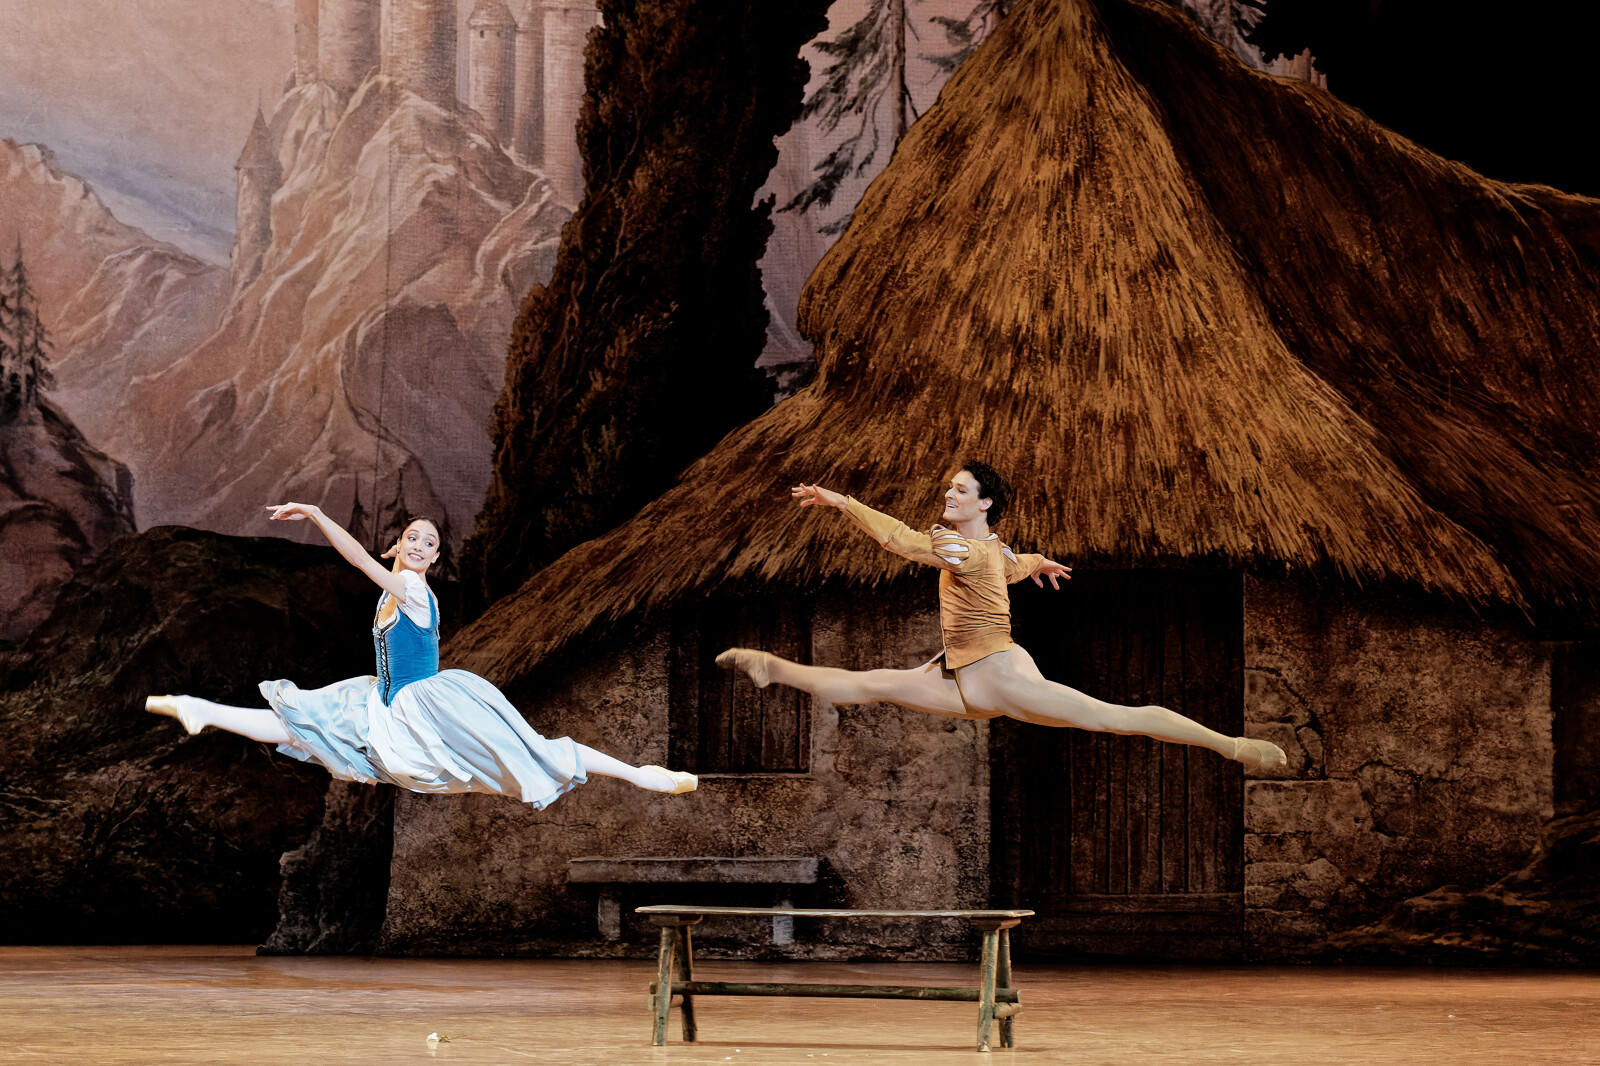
top-left (715, 647), bottom-right (772, 688)
top-left (145, 695), bottom-right (203, 735)
top-left (1232, 736), bottom-right (1288, 772)
top-left (641, 766), bottom-right (698, 794)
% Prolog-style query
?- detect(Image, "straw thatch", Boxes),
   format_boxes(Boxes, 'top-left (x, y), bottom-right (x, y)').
top-left (448, 0), bottom-right (1600, 682)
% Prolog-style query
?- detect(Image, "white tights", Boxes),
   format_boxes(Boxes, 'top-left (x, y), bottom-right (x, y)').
top-left (168, 696), bottom-right (678, 791)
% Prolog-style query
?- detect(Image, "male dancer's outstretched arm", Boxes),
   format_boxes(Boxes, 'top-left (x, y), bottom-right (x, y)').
top-left (794, 482), bottom-right (1071, 587)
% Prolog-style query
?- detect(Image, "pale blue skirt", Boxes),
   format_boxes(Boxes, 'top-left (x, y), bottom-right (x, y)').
top-left (260, 670), bottom-right (586, 808)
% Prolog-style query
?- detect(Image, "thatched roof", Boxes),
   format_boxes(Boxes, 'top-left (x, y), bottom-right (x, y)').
top-left (449, 0), bottom-right (1600, 681)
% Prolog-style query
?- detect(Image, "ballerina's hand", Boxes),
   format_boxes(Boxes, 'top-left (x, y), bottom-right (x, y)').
top-left (264, 502), bottom-right (318, 522)
top-left (792, 483), bottom-right (846, 509)
top-left (1032, 559), bottom-right (1073, 590)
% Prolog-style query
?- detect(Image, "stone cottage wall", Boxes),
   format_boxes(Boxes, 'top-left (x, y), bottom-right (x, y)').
top-left (1242, 575), bottom-right (1553, 957)
top-left (378, 583), bottom-right (997, 959)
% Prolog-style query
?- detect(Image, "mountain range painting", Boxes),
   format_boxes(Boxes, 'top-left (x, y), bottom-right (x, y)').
top-left (4, 0), bottom-right (1600, 1024)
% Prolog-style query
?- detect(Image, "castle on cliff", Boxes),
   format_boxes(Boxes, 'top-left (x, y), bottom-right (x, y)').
top-left (285, 0), bottom-right (597, 200)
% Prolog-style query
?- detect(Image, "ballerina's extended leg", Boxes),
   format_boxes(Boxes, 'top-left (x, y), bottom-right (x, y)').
top-left (146, 695), bottom-right (291, 744)
top-left (574, 744), bottom-right (697, 794)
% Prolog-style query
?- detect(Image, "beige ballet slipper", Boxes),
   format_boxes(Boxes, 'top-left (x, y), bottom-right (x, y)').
top-left (1232, 736), bottom-right (1288, 772)
top-left (714, 647), bottom-right (772, 688)
top-left (145, 695), bottom-right (203, 735)
top-left (640, 766), bottom-right (698, 795)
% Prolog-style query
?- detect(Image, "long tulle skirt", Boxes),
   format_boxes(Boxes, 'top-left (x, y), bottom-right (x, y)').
top-left (259, 670), bottom-right (586, 808)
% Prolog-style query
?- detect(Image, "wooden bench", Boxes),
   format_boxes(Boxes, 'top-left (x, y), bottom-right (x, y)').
top-left (637, 905), bottom-right (1033, 1053)
top-left (567, 856), bottom-right (820, 943)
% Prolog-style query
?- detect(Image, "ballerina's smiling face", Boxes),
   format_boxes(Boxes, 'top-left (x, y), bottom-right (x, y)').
top-left (394, 519), bottom-right (441, 574)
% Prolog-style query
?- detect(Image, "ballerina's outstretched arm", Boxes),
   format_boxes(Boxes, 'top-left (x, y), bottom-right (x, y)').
top-left (265, 502), bottom-right (413, 600)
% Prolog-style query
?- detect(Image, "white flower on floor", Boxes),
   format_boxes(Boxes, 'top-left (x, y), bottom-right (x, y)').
top-left (425, 1032), bottom-right (451, 1048)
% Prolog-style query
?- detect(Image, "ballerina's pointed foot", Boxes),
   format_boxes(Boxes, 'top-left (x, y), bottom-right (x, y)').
top-left (715, 647), bottom-right (772, 688)
top-left (1233, 736), bottom-right (1288, 772)
top-left (641, 765), bottom-right (698, 795)
top-left (145, 695), bottom-right (203, 735)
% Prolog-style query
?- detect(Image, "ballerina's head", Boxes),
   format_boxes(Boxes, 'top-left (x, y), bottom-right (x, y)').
top-left (384, 516), bottom-right (442, 575)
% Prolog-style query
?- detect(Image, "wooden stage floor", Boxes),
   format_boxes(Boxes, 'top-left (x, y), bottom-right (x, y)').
top-left (7, 946), bottom-right (1599, 1064)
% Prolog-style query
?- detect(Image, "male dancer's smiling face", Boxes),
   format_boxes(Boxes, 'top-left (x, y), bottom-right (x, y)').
top-left (942, 470), bottom-right (991, 527)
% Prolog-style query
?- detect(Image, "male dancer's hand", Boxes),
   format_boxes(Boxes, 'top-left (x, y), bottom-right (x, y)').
top-left (1033, 559), bottom-right (1073, 589)
top-left (792, 483), bottom-right (847, 510)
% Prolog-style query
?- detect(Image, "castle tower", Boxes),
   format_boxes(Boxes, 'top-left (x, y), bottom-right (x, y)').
top-left (539, 0), bottom-right (600, 203)
top-left (318, 0), bottom-right (381, 93)
top-left (381, 0), bottom-right (458, 109)
top-left (294, 0), bottom-right (320, 86)
top-left (511, 0), bottom-right (544, 159)
top-left (467, 1), bottom-right (517, 143)
top-left (232, 108), bottom-right (281, 296)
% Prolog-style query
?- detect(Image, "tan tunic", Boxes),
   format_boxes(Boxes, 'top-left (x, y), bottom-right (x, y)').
top-left (843, 497), bottom-right (1045, 669)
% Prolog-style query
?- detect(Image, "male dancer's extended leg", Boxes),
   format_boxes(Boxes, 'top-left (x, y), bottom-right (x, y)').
top-left (956, 647), bottom-right (1287, 771)
top-left (716, 648), bottom-right (993, 720)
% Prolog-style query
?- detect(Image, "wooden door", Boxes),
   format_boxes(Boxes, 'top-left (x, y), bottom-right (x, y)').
top-left (991, 570), bottom-right (1244, 960)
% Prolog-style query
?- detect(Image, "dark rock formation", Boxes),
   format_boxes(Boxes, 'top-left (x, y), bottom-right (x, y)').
top-left (460, 0), bottom-right (831, 612)
top-left (1323, 809), bottom-right (1600, 965)
top-left (0, 526), bottom-right (378, 943)
top-left (0, 399), bottom-right (136, 642)
top-left (260, 781), bottom-right (395, 954)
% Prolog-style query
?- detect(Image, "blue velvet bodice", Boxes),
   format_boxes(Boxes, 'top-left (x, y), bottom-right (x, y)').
top-left (373, 586), bottom-right (439, 705)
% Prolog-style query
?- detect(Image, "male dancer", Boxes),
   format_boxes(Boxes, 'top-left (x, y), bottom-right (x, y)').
top-left (719, 462), bottom-right (1287, 771)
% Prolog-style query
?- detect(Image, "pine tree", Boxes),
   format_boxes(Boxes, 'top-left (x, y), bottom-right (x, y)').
top-left (782, 0), bottom-right (918, 234)
top-left (925, 0), bottom-right (1013, 74)
top-left (0, 249), bottom-right (17, 419)
top-left (1, 241), bottom-right (54, 418)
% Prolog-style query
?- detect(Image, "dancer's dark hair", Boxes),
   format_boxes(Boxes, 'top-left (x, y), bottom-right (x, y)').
top-left (400, 514), bottom-right (443, 551)
top-left (960, 459), bottom-right (1011, 525)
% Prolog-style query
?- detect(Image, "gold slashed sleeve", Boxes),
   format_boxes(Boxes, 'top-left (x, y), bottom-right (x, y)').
top-left (841, 498), bottom-right (979, 572)
top-left (1001, 549), bottom-right (1046, 584)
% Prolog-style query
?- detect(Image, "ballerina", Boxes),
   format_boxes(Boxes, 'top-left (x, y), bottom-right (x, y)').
top-left (146, 503), bottom-right (696, 804)
top-left (719, 461), bottom-right (1288, 771)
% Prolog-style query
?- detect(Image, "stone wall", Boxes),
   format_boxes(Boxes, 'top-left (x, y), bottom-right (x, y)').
top-left (1242, 575), bottom-right (1553, 957)
top-left (380, 583), bottom-right (996, 959)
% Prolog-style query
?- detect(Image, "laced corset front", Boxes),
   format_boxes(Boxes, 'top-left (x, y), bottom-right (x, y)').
top-left (372, 583), bottom-right (439, 704)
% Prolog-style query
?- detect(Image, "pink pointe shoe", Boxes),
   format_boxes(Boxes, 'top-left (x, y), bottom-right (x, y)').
top-left (641, 766), bottom-right (698, 794)
top-left (145, 695), bottom-right (203, 735)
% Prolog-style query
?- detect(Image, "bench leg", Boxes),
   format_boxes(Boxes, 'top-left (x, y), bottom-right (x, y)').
top-left (997, 928), bottom-right (1015, 1049)
top-left (597, 891), bottom-right (622, 941)
top-left (772, 893), bottom-right (795, 947)
top-left (652, 923), bottom-right (676, 1046)
top-left (976, 926), bottom-right (999, 1052)
top-left (677, 924), bottom-right (697, 1042)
